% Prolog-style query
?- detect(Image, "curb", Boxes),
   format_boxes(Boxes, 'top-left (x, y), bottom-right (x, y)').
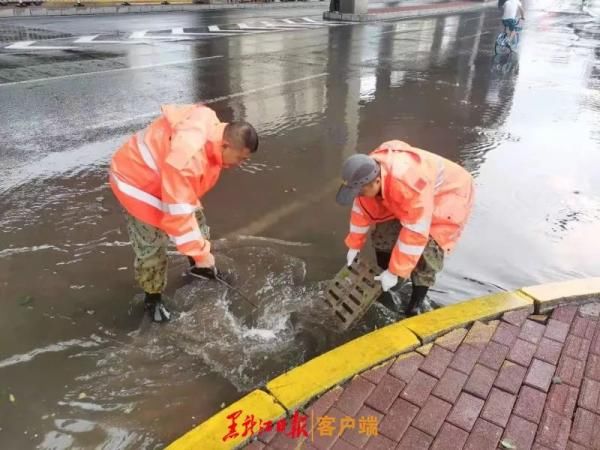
top-left (0, 1), bottom-right (326, 18)
top-left (323, 1), bottom-right (494, 22)
top-left (167, 277), bottom-right (600, 449)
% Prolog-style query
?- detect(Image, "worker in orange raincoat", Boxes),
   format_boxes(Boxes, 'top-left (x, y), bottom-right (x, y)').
top-left (109, 104), bottom-right (259, 322)
top-left (336, 140), bottom-right (474, 316)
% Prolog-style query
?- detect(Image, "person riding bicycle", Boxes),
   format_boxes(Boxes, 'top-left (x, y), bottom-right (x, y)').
top-left (501, 0), bottom-right (525, 43)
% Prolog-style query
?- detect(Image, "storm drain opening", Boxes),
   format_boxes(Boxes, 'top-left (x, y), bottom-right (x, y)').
top-left (324, 257), bottom-right (382, 331)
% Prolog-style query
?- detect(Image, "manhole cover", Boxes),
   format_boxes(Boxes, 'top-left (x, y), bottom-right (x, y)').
top-left (0, 24), bottom-right (72, 43)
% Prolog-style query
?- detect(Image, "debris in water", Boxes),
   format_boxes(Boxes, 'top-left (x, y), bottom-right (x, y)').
top-left (17, 295), bottom-right (34, 307)
top-left (78, 393), bottom-right (87, 400)
top-left (9, 394), bottom-right (15, 403)
top-left (220, 402), bottom-right (226, 409)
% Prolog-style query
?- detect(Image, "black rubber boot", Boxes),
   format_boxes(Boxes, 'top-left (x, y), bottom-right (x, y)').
top-left (144, 292), bottom-right (171, 323)
top-left (405, 285), bottom-right (429, 317)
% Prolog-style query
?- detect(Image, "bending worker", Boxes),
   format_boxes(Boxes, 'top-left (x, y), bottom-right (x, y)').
top-left (336, 140), bottom-right (474, 316)
top-left (109, 104), bottom-right (259, 322)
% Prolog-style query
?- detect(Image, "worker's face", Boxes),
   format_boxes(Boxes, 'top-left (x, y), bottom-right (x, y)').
top-left (360, 177), bottom-right (381, 198)
top-left (222, 143), bottom-right (252, 167)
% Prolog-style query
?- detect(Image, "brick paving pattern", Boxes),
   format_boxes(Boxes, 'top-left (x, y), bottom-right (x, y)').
top-left (244, 302), bottom-right (600, 449)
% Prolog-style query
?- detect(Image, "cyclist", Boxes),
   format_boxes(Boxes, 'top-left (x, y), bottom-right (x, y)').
top-left (502, 0), bottom-right (525, 43)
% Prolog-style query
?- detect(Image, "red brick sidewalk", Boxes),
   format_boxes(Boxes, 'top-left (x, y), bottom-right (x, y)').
top-left (245, 301), bottom-right (600, 449)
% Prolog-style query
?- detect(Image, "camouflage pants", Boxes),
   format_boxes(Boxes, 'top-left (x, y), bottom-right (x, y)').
top-left (124, 210), bottom-right (210, 294)
top-left (371, 220), bottom-right (444, 287)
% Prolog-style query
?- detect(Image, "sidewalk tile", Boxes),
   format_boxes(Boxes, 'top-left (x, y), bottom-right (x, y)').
top-left (463, 321), bottom-right (498, 349)
top-left (493, 321), bottom-right (521, 347)
top-left (494, 361), bottom-right (528, 394)
top-left (535, 338), bottom-right (563, 365)
top-left (514, 385), bottom-right (547, 424)
top-left (430, 422), bottom-right (469, 450)
top-left (502, 415), bottom-right (538, 450)
top-left (520, 320), bottom-right (546, 345)
top-left (551, 306), bottom-right (578, 325)
top-left (591, 328), bottom-right (600, 355)
top-left (586, 354), bottom-right (600, 381)
top-left (336, 376), bottom-right (376, 416)
top-left (365, 434), bottom-right (396, 450)
top-left (432, 367), bottom-right (468, 403)
top-left (389, 352), bottom-right (424, 383)
top-left (545, 319), bottom-right (570, 343)
top-left (396, 427), bottom-right (433, 450)
top-left (478, 341), bottom-right (510, 371)
top-left (464, 364), bottom-right (497, 399)
top-left (578, 378), bottom-right (600, 413)
top-left (503, 309), bottom-right (532, 327)
top-left (361, 360), bottom-right (393, 384)
top-left (306, 387), bottom-right (344, 420)
top-left (556, 355), bottom-right (585, 387)
top-left (446, 392), bottom-right (484, 432)
top-left (481, 387), bottom-right (516, 428)
top-left (508, 339), bottom-right (538, 367)
top-left (525, 359), bottom-right (556, 393)
top-left (463, 418), bottom-right (503, 450)
top-left (535, 410), bottom-right (571, 450)
top-left (449, 344), bottom-right (482, 375)
top-left (419, 345), bottom-right (454, 379)
top-left (364, 374), bottom-right (405, 413)
top-left (563, 335), bottom-right (591, 361)
top-left (547, 384), bottom-right (578, 418)
top-left (570, 316), bottom-right (596, 340)
top-left (412, 395), bottom-right (452, 436)
top-left (570, 407), bottom-right (600, 448)
top-left (400, 371), bottom-right (437, 407)
top-left (436, 328), bottom-right (468, 352)
top-left (378, 398), bottom-right (418, 442)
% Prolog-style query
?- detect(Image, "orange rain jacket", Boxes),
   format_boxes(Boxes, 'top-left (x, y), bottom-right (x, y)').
top-left (345, 141), bottom-right (474, 278)
top-left (110, 104), bottom-right (226, 266)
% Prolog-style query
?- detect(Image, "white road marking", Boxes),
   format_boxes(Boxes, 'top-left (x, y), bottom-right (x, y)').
top-left (5, 40), bottom-right (76, 50)
top-left (130, 30), bottom-right (184, 40)
top-left (0, 55), bottom-right (223, 87)
top-left (172, 27), bottom-right (235, 37)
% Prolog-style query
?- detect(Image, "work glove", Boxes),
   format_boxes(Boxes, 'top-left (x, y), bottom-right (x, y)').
top-left (374, 270), bottom-right (399, 292)
top-left (346, 249), bottom-right (360, 267)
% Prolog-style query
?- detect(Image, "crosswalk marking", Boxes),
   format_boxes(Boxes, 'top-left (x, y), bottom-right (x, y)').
top-left (1, 17), bottom-right (343, 51)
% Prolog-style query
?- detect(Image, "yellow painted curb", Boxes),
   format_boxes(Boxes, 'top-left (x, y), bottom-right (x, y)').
top-left (166, 390), bottom-right (285, 450)
top-left (521, 277), bottom-right (600, 313)
top-left (266, 323), bottom-right (419, 411)
top-left (401, 290), bottom-right (534, 342)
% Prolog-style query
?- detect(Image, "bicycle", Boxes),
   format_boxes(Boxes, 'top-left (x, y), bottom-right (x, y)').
top-left (495, 19), bottom-right (523, 55)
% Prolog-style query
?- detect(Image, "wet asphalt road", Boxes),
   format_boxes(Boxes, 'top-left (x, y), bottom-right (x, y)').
top-left (1, 0), bottom-right (600, 448)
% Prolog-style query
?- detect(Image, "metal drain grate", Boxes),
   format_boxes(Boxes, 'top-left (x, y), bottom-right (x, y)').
top-left (324, 257), bottom-right (382, 331)
top-left (0, 24), bottom-right (72, 43)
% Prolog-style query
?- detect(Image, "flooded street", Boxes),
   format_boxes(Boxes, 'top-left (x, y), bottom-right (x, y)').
top-left (1, 0), bottom-right (599, 448)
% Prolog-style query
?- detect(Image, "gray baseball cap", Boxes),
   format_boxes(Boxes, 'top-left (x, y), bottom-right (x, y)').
top-left (336, 154), bottom-right (380, 206)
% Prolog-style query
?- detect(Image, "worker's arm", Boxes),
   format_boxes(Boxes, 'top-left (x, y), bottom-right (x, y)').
top-left (518, 1), bottom-right (525, 19)
top-left (344, 198), bottom-right (373, 251)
